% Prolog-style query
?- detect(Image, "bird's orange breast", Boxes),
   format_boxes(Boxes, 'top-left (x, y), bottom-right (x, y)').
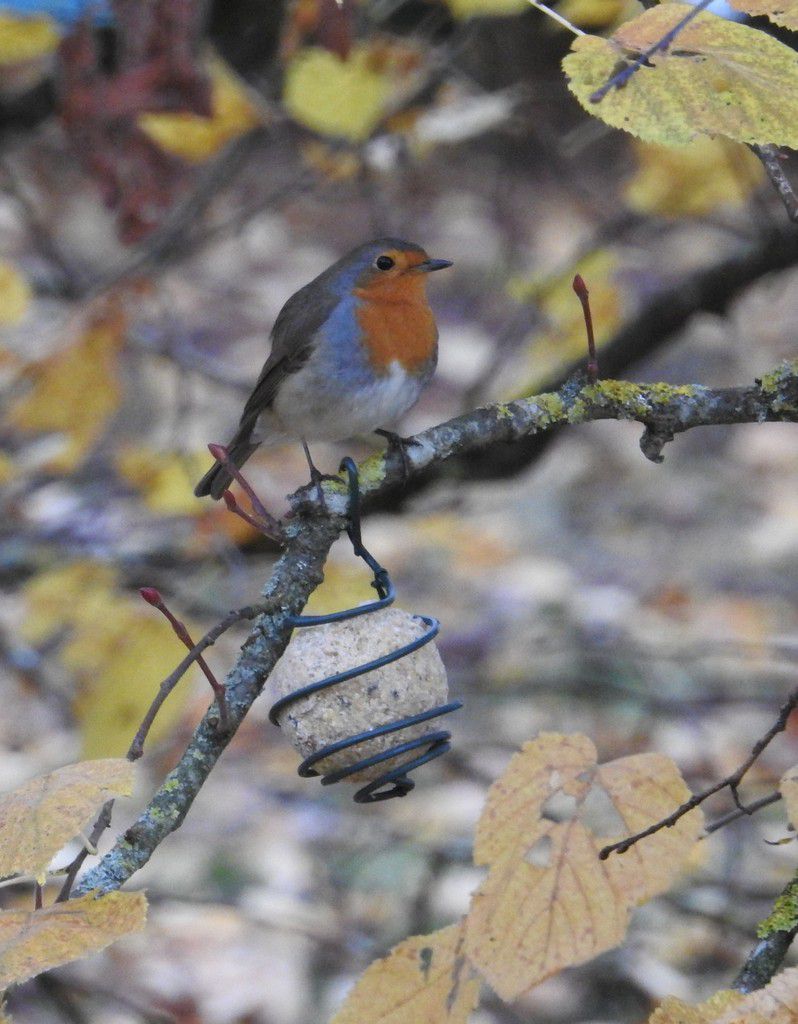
top-left (354, 276), bottom-right (437, 374)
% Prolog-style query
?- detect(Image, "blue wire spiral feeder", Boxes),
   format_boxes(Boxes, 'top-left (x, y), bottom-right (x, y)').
top-left (268, 458), bottom-right (463, 804)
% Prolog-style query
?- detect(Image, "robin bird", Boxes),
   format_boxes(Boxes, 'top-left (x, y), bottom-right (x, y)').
top-left (194, 238), bottom-right (452, 500)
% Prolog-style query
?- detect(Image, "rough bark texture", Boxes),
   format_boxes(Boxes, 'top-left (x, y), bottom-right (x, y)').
top-left (75, 361), bottom-right (798, 896)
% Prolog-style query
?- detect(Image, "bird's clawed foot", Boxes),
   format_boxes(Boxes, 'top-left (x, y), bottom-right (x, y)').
top-left (307, 468), bottom-right (341, 510)
top-left (300, 439), bottom-right (341, 510)
top-left (375, 429), bottom-right (420, 482)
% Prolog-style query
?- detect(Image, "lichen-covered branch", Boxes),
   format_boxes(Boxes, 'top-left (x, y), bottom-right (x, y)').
top-left (734, 868), bottom-right (798, 993)
top-left (75, 516), bottom-right (342, 895)
top-left (75, 361), bottom-right (798, 895)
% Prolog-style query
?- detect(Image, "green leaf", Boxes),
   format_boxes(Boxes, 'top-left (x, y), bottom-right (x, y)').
top-left (563, 4), bottom-right (798, 147)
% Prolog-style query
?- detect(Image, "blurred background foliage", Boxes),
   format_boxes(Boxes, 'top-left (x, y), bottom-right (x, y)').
top-left (0, 1), bottom-right (797, 1022)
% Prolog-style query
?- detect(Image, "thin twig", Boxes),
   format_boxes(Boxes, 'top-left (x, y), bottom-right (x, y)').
top-left (207, 443), bottom-right (285, 542)
top-left (56, 600), bottom-right (267, 901)
top-left (751, 144), bottom-right (798, 224)
top-left (525, 0), bottom-right (586, 36)
top-left (704, 790), bottom-right (783, 837)
top-left (127, 602), bottom-right (266, 760)
top-left (600, 686), bottom-right (798, 859)
top-left (590, 0), bottom-right (715, 103)
top-left (139, 586), bottom-right (230, 733)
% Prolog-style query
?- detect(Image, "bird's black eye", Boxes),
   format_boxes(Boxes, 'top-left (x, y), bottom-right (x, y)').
top-left (375, 255), bottom-right (395, 271)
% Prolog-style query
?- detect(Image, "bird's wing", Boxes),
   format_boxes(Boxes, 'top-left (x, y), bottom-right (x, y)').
top-left (237, 275), bottom-right (339, 430)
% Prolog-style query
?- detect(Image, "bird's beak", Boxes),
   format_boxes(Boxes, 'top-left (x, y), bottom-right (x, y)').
top-left (417, 258), bottom-right (453, 273)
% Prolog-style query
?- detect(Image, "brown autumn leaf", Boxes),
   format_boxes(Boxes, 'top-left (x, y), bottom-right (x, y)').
top-left (0, 760), bottom-right (134, 881)
top-left (6, 306), bottom-right (125, 472)
top-left (649, 964), bottom-right (798, 1022)
top-left (726, 0), bottom-right (798, 31)
top-left (0, 891), bottom-right (147, 990)
top-left (330, 921), bottom-right (480, 1024)
top-left (465, 732), bottom-right (702, 1000)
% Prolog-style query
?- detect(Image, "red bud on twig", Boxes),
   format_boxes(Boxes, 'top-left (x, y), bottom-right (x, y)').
top-left (139, 585), bottom-right (229, 733)
top-left (572, 274), bottom-right (598, 385)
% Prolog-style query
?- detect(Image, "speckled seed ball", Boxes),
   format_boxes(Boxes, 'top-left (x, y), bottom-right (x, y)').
top-left (268, 607), bottom-right (448, 783)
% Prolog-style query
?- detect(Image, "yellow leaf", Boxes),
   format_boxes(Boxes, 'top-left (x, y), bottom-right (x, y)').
top-left (557, 0), bottom-right (640, 29)
top-left (625, 137), bottom-right (764, 216)
top-left (71, 610), bottom-right (195, 759)
top-left (139, 57), bottom-right (261, 163)
top-left (0, 891), bottom-right (146, 990)
top-left (563, 5), bottom-right (798, 147)
top-left (0, 760), bottom-right (134, 880)
top-left (115, 446), bottom-right (210, 516)
top-left (726, 0), bottom-right (798, 31)
top-left (780, 764), bottom-right (798, 828)
top-left (507, 250), bottom-right (622, 393)
top-left (465, 732), bottom-right (702, 1000)
top-left (6, 308), bottom-right (124, 472)
top-left (0, 261), bottom-right (31, 325)
top-left (331, 921), bottom-right (480, 1024)
top-left (23, 562), bottom-right (194, 758)
top-left (21, 562), bottom-right (119, 647)
top-left (284, 45), bottom-right (393, 141)
top-left (303, 560), bottom-right (380, 616)
top-left (0, 451), bottom-right (15, 485)
top-left (0, 15), bottom-right (59, 66)
top-left (650, 965), bottom-right (798, 1023)
top-left (444, 0), bottom-right (527, 16)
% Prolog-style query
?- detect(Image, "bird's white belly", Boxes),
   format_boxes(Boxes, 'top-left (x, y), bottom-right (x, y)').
top-left (262, 360), bottom-right (425, 443)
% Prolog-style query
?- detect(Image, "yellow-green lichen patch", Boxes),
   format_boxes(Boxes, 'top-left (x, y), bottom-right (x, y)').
top-left (758, 360), bottom-right (798, 393)
top-left (529, 393), bottom-right (566, 425)
top-left (645, 382), bottom-right (700, 403)
top-left (575, 380), bottom-right (650, 419)
top-left (757, 880), bottom-right (798, 938)
top-left (356, 453), bottom-right (388, 490)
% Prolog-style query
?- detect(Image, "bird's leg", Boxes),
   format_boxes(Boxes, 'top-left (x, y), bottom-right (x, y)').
top-left (301, 439), bottom-right (339, 508)
top-left (375, 428), bottom-right (421, 483)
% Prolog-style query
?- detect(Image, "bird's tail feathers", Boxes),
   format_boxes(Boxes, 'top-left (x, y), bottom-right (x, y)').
top-left (194, 426), bottom-right (260, 500)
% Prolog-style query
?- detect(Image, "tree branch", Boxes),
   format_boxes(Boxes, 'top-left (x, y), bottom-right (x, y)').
top-left (599, 684), bottom-right (798, 860)
top-left (751, 145), bottom-right (798, 225)
top-left (74, 361), bottom-right (798, 895)
top-left (734, 868), bottom-right (798, 993)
